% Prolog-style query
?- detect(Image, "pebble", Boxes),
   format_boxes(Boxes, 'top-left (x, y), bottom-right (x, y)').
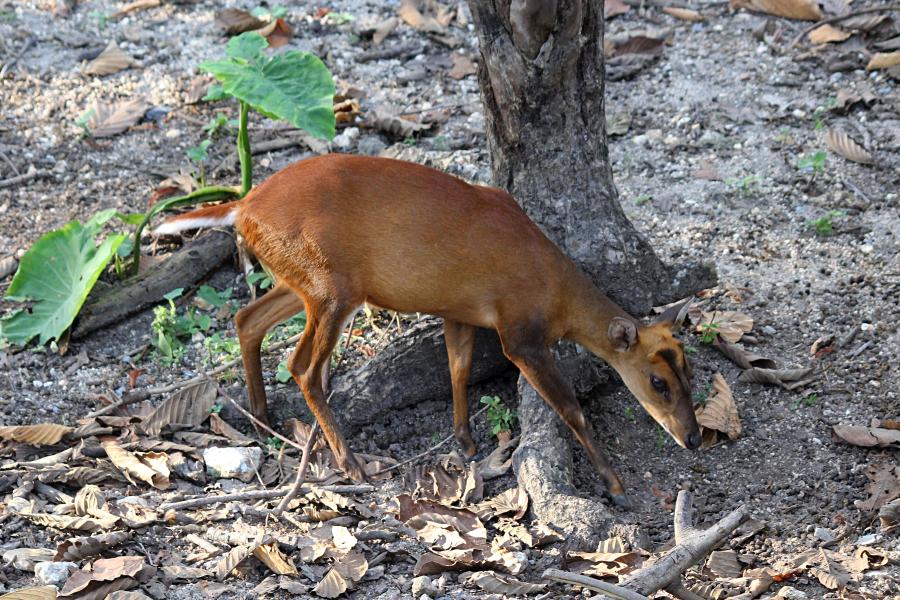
top-left (814, 526), bottom-right (834, 542)
top-left (762, 325), bottom-right (776, 336)
top-left (856, 533), bottom-right (882, 545)
top-left (203, 447), bottom-right (264, 482)
top-left (411, 575), bottom-right (441, 598)
top-left (34, 561), bottom-right (77, 588)
top-left (358, 136), bottom-right (388, 156)
top-left (777, 586), bottom-right (808, 599)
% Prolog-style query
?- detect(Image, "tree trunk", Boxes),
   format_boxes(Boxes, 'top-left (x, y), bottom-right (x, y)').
top-left (467, 0), bottom-right (713, 315)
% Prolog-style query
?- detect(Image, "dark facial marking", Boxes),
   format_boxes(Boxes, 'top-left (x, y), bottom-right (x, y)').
top-left (658, 348), bottom-right (691, 397)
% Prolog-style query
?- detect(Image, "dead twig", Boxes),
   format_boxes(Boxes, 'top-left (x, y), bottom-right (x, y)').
top-left (842, 178), bottom-right (872, 205)
top-left (848, 340), bottom-right (872, 358)
top-left (789, 4), bottom-right (900, 49)
top-left (0, 147), bottom-right (20, 177)
top-left (620, 491), bottom-right (748, 595)
top-left (372, 404), bottom-right (490, 476)
top-left (109, 0), bottom-right (161, 20)
top-left (543, 569), bottom-right (649, 599)
top-left (216, 385), bottom-right (306, 453)
top-left (272, 421), bottom-right (320, 516)
top-left (0, 166), bottom-right (50, 189)
top-left (158, 483), bottom-right (374, 511)
top-left (0, 37), bottom-right (34, 78)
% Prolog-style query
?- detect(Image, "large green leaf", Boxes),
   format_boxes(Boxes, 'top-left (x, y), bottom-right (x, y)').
top-left (201, 33), bottom-right (336, 140)
top-left (0, 213), bottom-right (126, 346)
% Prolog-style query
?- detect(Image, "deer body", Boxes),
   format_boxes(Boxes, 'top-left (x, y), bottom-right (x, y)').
top-left (156, 154), bottom-right (700, 507)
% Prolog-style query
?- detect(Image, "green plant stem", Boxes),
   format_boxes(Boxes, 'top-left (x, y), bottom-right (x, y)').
top-left (238, 100), bottom-right (252, 197)
top-left (129, 185), bottom-right (240, 276)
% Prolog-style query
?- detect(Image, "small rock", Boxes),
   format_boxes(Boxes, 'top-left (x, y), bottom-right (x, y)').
top-left (332, 126), bottom-right (360, 150)
top-left (116, 495), bottom-right (152, 508)
top-left (203, 447), bottom-right (263, 482)
top-left (777, 586), bottom-right (808, 599)
top-left (34, 561), bottom-right (77, 588)
top-left (856, 533), bottom-right (882, 545)
top-left (358, 136), bottom-right (388, 156)
top-left (814, 527), bottom-right (834, 542)
top-left (762, 325), bottom-right (776, 336)
top-left (411, 575), bottom-right (441, 598)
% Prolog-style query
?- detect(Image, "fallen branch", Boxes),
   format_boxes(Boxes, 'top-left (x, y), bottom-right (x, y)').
top-left (542, 569), bottom-right (649, 600)
top-left (158, 483), bottom-right (374, 511)
top-left (273, 422), bottom-right (319, 516)
top-left (620, 491), bottom-right (747, 595)
top-left (789, 4), bottom-right (900, 49)
top-left (0, 166), bottom-right (49, 189)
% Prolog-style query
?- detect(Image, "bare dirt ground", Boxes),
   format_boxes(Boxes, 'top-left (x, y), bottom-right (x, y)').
top-left (1, 0), bottom-right (899, 599)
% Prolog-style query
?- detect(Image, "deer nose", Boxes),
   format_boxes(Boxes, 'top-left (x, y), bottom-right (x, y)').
top-left (686, 431), bottom-right (702, 450)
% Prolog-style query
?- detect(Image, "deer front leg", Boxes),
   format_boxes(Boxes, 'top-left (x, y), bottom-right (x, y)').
top-left (444, 319), bottom-right (477, 457)
top-left (500, 337), bottom-right (631, 509)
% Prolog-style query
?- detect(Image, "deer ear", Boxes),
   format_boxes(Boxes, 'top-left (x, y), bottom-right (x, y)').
top-left (608, 317), bottom-right (638, 352)
top-left (655, 298), bottom-right (694, 332)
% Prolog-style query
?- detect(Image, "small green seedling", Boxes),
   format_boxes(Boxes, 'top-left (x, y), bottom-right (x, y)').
top-left (204, 332), bottom-right (241, 365)
top-left (809, 210), bottom-right (844, 237)
top-left (187, 140), bottom-right (212, 187)
top-left (793, 393), bottom-right (818, 410)
top-left (196, 285), bottom-right (233, 309)
top-left (266, 436), bottom-right (284, 449)
top-left (323, 11), bottom-right (355, 25)
top-left (624, 406), bottom-right (636, 423)
top-left (203, 113), bottom-right (237, 137)
top-left (210, 403), bottom-right (224, 414)
top-left (797, 151), bottom-right (827, 174)
top-left (150, 288), bottom-right (215, 365)
top-left (655, 425), bottom-right (668, 451)
top-left (699, 322), bottom-right (719, 344)
top-left (75, 109), bottom-right (96, 138)
top-left (684, 344), bottom-right (698, 354)
top-left (727, 174), bottom-right (761, 196)
top-left (246, 269), bottom-right (273, 290)
top-left (634, 194), bottom-right (652, 206)
top-left (480, 395), bottom-right (516, 437)
top-left (276, 360), bottom-right (293, 383)
top-left (87, 10), bottom-right (107, 30)
top-left (812, 106), bottom-right (827, 131)
top-left (0, 9), bottom-right (16, 21)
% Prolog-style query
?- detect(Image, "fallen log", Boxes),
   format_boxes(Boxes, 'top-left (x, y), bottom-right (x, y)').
top-left (72, 230), bottom-right (234, 339)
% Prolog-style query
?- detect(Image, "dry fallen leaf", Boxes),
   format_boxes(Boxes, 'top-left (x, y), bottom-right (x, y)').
top-left (567, 549), bottom-right (645, 577)
top-left (604, 0), bottom-right (631, 18)
top-left (83, 42), bottom-right (138, 76)
top-left (103, 442), bottom-right (170, 489)
top-left (398, 0), bottom-right (445, 33)
top-left (73, 485), bottom-right (106, 516)
top-left (84, 98), bottom-right (150, 138)
top-left (462, 570), bottom-right (547, 595)
top-left (253, 542), bottom-right (298, 576)
top-left (713, 337), bottom-right (776, 370)
top-left (866, 51), bottom-right (900, 70)
top-left (707, 550), bottom-right (742, 578)
top-left (61, 556), bottom-right (151, 597)
top-left (823, 129), bottom-right (874, 164)
top-left (449, 54), bottom-right (476, 79)
top-left (333, 551), bottom-right (368, 582)
top-left (371, 111), bottom-right (432, 139)
top-left (729, 0), bottom-right (822, 20)
top-left (808, 24), bottom-right (851, 44)
top-left (663, 7), bottom-right (704, 21)
top-left (833, 424), bottom-right (900, 448)
top-left (0, 423), bottom-right (72, 445)
top-left (738, 367), bottom-right (815, 390)
top-left (611, 35), bottom-right (667, 57)
top-left (372, 17), bottom-right (399, 44)
top-left (21, 512), bottom-right (119, 533)
top-left (697, 310), bottom-right (753, 343)
top-left (139, 379), bottom-right (217, 436)
top-left (254, 18), bottom-right (293, 48)
top-left (854, 465), bottom-right (900, 511)
top-left (214, 8), bottom-right (264, 34)
top-left (696, 373), bottom-right (741, 445)
top-left (0, 587), bottom-right (59, 600)
top-left (215, 545), bottom-right (252, 581)
top-left (312, 568), bottom-right (348, 598)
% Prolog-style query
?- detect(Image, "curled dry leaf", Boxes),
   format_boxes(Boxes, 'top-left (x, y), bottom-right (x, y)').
top-left (476, 435), bottom-right (518, 480)
top-left (738, 367), bottom-right (815, 390)
top-left (449, 54), bottom-right (476, 79)
top-left (103, 442), bottom-right (170, 490)
top-left (312, 568), bottom-right (348, 598)
top-left (333, 551), bottom-right (368, 582)
top-left (604, 0), bottom-right (631, 19)
top-left (139, 379), bottom-right (217, 436)
top-left (808, 24), bottom-right (851, 44)
top-left (254, 18), bottom-right (293, 49)
top-left (398, 0), bottom-right (446, 34)
top-left (83, 42), bottom-right (137, 76)
top-left (159, 565), bottom-right (213, 583)
top-left (21, 512), bottom-right (119, 533)
top-left (663, 7), bottom-right (704, 21)
top-left (696, 374), bottom-right (741, 444)
top-left (485, 487), bottom-right (528, 520)
top-left (855, 464), bottom-right (900, 512)
top-left (823, 129), bottom-right (874, 164)
top-left (73, 485), bottom-right (106, 516)
top-left (214, 8), bottom-right (264, 34)
top-left (2, 549), bottom-right (56, 571)
top-left (832, 424), bottom-right (900, 448)
top-left (610, 35), bottom-right (667, 57)
top-left (370, 111), bottom-right (432, 139)
top-left (713, 337), bottom-right (776, 370)
top-left (567, 549), bottom-right (645, 577)
top-left (61, 556), bottom-right (151, 596)
top-left (215, 545), bottom-right (252, 581)
top-left (462, 570), bottom-right (546, 595)
top-left (866, 51), bottom-right (900, 71)
top-left (729, 0), bottom-right (822, 20)
top-left (373, 17), bottom-right (399, 44)
top-left (0, 424), bottom-right (72, 445)
top-left (208, 413), bottom-right (254, 445)
top-left (253, 542), bottom-right (298, 576)
top-left (39, 465), bottom-right (118, 486)
top-left (0, 587), bottom-right (59, 600)
top-left (697, 310), bottom-right (753, 343)
top-left (84, 98), bottom-right (150, 138)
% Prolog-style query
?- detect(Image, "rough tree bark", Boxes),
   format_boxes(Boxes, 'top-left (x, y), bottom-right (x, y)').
top-left (467, 0), bottom-right (716, 544)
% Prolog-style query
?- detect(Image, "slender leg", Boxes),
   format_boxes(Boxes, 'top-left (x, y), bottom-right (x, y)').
top-left (289, 301), bottom-right (366, 482)
top-left (444, 319), bottom-right (477, 457)
top-left (234, 283), bottom-right (305, 424)
top-left (500, 336), bottom-right (631, 508)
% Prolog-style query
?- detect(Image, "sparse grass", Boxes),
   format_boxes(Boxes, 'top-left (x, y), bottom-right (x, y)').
top-left (794, 393), bottom-right (819, 409)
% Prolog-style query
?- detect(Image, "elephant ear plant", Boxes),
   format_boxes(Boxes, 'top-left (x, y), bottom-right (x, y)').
top-left (0, 32), bottom-right (335, 348)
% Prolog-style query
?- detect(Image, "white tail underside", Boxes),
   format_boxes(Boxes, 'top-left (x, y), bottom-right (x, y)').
top-left (153, 211), bottom-right (237, 236)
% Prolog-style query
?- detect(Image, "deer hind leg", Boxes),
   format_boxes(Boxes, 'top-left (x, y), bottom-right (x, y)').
top-left (288, 298), bottom-right (366, 482)
top-left (234, 282), bottom-right (305, 424)
top-left (499, 331), bottom-right (631, 509)
top-left (444, 319), bottom-right (477, 457)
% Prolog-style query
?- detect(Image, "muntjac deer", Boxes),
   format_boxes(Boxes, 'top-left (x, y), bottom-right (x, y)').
top-left (155, 154), bottom-right (700, 507)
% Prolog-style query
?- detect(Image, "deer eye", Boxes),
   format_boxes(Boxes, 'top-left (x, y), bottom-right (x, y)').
top-left (651, 376), bottom-right (668, 393)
